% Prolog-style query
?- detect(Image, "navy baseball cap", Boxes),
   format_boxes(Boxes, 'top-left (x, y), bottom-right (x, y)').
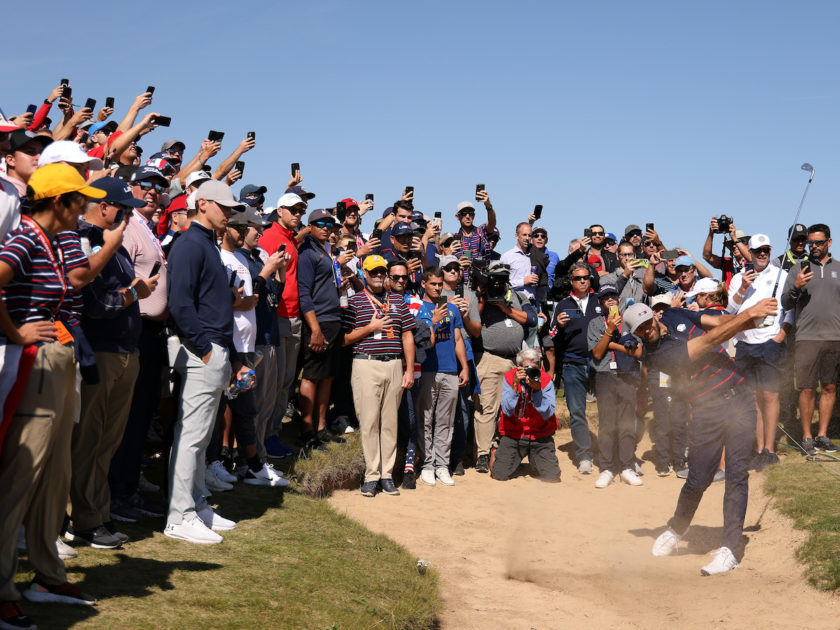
top-left (391, 221), bottom-right (413, 237)
top-left (240, 184), bottom-right (267, 198)
top-left (597, 284), bottom-right (619, 298)
top-left (411, 210), bottom-right (427, 224)
top-left (130, 165), bottom-right (168, 185)
top-left (90, 177), bottom-right (146, 208)
top-left (286, 184), bottom-right (315, 200)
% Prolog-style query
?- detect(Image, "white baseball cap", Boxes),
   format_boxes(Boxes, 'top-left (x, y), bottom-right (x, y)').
top-left (748, 233), bottom-right (771, 250)
top-left (277, 192), bottom-right (304, 208)
top-left (185, 170), bottom-right (211, 189)
top-left (38, 140), bottom-right (104, 170)
top-left (687, 277), bottom-right (722, 297)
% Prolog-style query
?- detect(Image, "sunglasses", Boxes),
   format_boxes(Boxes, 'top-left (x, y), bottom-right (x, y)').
top-left (643, 240), bottom-right (656, 247)
top-left (389, 274), bottom-right (409, 281)
top-left (287, 207), bottom-right (305, 215)
top-left (571, 276), bottom-right (589, 282)
top-left (311, 221), bottom-right (335, 229)
top-left (809, 239), bottom-right (828, 247)
top-left (590, 231), bottom-right (605, 236)
top-left (443, 266), bottom-right (461, 272)
top-left (367, 268), bottom-right (387, 276)
top-left (751, 247), bottom-right (771, 255)
top-left (138, 181), bottom-right (166, 193)
top-left (533, 233), bottom-right (547, 239)
top-left (627, 230), bottom-right (642, 237)
top-left (458, 211), bottom-right (476, 217)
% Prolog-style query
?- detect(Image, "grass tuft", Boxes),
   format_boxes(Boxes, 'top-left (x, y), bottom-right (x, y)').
top-left (764, 458), bottom-right (840, 590)
top-left (292, 433), bottom-right (366, 498)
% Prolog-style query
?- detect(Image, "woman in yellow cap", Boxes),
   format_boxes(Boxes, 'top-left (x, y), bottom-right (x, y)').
top-left (0, 163), bottom-right (105, 628)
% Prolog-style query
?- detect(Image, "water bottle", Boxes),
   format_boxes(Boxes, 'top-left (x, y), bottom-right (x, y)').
top-left (225, 369), bottom-right (255, 400)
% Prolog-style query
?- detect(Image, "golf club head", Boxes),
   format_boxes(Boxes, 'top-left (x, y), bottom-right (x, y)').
top-left (801, 163), bottom-right (815, 181)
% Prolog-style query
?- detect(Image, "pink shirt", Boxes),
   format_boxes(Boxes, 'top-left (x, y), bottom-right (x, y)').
top-left (123, 211), bottom-right (168, 319)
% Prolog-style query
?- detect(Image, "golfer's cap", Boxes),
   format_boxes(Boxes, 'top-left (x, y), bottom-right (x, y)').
top-left (748, 234), bottom-right (771, 250)
top-left (307, 208), bottom-right (334, 224)
top-left (687, 277), bottom-right (721, 297)
top-left (456, 201), bottom-right (475, 214)
top-left (185, 170), bottom-right (211, 188)
top-left (195, 180), bottom-right (245, 210)
top-left (277, 193), bottom-right (304, 208)
top-left (362, 255), bottom-right (388, 272)
top-left (624, 303), bottom-right (654, 333)
top-left (788, 223), bottom-right (808, 239)
top-left (38, 140), bottom-right (103, 170)
top-left (28, 163), bottom-right (107, 201)
top-left (597, 284), bottom-right (619, 299)
top-left (439, 255), bottom-right (460, 268)
top-left (674, 255), bottom-right (694, 268)
top-left (650, 294), bottom-right (671, 309)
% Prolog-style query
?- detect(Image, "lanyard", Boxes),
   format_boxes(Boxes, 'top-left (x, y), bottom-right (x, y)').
top-left (20, 216), bottom-right (67, 320)
top-left (602, 314), bottom-right (623, 364)
top-left (364, 290), bottom-right (394, 338)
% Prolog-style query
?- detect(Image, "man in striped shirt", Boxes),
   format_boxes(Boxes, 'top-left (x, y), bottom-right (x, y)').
top-left (343, 255), bottom-right (416, 497)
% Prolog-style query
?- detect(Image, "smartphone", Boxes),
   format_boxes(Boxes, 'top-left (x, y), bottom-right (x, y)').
top-left (433, 210), bottom-right (442, 230)
top-left (150, 262), bottom-right (162, 277)
top-left (456, 284), bottom-right (464, 298)
top-left (584, 228), bottom-right (592, 239)
top-left (238, 279), bottom-right (245, 289)
top-left (63, 86), bottom-right (72, 100)
top-left (371, 228), bottom-right (383, 240)
top-left (631, 258), bottom-right (650, 268)
top-left (151, 115), bottom-right (171, 127)
top-left (336, 201), bottom-right (346, 222)
top-left (277, 244), bottom-right (287, 254)
top-left (646, 222), bottom-right (655, 233)
top-left (534, 204), bottom-right (543, 220)
top-left (476, 183), bottom-right (485, 194)
top-left (105, 96), bottom-right (114, 109)
top-left (744, 262), bottom-right (754, 273)
top-left (801, 261), bottom-right (811, 275)
top-left (609, 305), bottom-right (619, 318)
top-left (25, 104), bottom-right (37, 115)
top-left (562, 309), bottom-right (583, 319)
top-left (235, 160), bottom-right (245, 175)
top-left (437, 295), bottom-right (448, 307)
top-left (404, 186), bottom-right (414, 196)
top-left (146, 86), bottom-right (155, 95)
top-left (291, 162), bottom-right (300, 176)
top-left (84, 98), bottom-right (96, 111)
top-left (365, 193), bottom-right (374, 202)
top-left (660, 249), bottom-right (680, 260)
top-left (229, 270), bottom-right (237, 287)
top-left (208, 130), bottom-right (224, 142)
top-left (60, 78), bottom-right (69, 87)
top-left (247, 131), bottom-right (255, 141)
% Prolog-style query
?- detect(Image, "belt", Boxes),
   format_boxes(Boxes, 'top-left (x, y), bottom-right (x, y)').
top-left (484, 351), bottom-right (517, 361)
top-left (354, 353), bottom-right (401, 362)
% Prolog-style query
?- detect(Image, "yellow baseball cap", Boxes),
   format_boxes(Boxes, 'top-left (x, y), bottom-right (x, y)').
top-left (28, 163), bottom-right (107, 201)
top-left (362, 255), bottom-right (388, 272)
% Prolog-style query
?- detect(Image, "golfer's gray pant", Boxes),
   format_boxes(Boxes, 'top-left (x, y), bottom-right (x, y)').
top-left (271, 317), bottom-right (301, 432)
top-left (167, 340), bottom-right (231, 525)
top-left (416, 372), bottom-right (459, 471)
top-left (254, 344), bottom-right (278, 457)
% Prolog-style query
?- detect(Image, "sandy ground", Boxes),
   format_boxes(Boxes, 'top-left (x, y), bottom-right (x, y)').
top-left (330, 429), bottom-right (839, 629)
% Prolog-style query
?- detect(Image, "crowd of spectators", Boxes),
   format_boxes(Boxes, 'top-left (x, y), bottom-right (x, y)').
top-left (1, 81), bottom-right (838, 626)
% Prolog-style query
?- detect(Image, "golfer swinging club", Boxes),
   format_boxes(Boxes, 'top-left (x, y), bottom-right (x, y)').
top-left (623, 298), bottom-right (778, 575)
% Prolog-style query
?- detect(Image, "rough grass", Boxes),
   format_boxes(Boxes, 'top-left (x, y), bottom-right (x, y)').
top-left (17, 445), bottom-right (439, 629)
top-left (764, 455), bottom-right (840, 591)
top-left (292, 433), bottom-right (366, 498)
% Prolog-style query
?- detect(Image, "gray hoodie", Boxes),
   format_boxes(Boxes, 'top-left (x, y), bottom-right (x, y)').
top-left (781, 257), bottom-right (840, 341)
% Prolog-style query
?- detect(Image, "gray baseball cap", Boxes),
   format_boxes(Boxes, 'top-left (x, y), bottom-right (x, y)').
top-left (624, 303), bottom-right (654, 333)
top-left (195, 180), bottom-right (245, 210)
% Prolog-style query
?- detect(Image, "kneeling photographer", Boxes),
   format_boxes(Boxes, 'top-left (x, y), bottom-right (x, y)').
top-left (471, 260), bottom-right (538, 473)
top-left (491, 348), bottom-right (561, 482)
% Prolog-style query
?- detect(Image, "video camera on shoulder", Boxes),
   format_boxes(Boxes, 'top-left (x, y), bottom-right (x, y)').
top-left (715, 214), bottom-right (733, 234)
top-left (471, 260), bottom-right (510, 301)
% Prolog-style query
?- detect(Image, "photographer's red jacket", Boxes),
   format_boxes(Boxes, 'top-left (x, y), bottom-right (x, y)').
top-left (498, 368), bottom-right (557, 440)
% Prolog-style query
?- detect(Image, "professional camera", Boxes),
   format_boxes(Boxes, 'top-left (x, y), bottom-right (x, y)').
top-left (470, 260), bottom-right (510, 301)
top-left (715, 214), bottom-right (733, 234)
top-left (521, 365), bottom-right (541, 383)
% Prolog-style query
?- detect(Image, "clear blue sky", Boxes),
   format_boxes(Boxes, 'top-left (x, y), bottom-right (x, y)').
top-left (5, 1), bottom-right (839, 258)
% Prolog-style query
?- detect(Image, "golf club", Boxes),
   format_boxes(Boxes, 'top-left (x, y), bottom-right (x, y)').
top-left (770, 163), bottom-right (814, 298)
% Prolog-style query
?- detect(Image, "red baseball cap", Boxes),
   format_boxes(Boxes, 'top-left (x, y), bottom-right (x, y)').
top-left (341, 197), bottom-right (359, 211)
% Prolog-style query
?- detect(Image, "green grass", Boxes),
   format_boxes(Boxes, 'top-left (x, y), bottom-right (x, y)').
top-left (292, 433), bottom-right (366, 498)
top-left (17, 445), bottom-right (440, 629)
top-left (764, 457), bottom-right (840, 591)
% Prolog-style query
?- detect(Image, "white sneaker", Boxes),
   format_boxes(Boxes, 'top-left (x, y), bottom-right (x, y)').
top-left (205, 467), bottom-right (233, 492)
top-left (435, 467), bottom-right (455, 486)
top-left (164, 513), bottom-right (223, 544)
top-left (578, 459), bottom-right (594, 475)
top-left (595, 470), bottom-right (614, 488)
top-left (420, 469), bottom-right (436, 486)
top-left (343, 425), bottom-right (355, 434)
top-left (209, 460), bottom-right (238, 484)
top-left (56, 537), bottom-right (77, 560)
top-left (620, 468), bottom-right (643, 486)
top-left (243, 462), bottom-right (290, 487)
top-left (197, 506), bottom-right (237, 531)
top-left (651, 527), bottom-right (681, 556)
top-left (701, 546), bottom-right (738, 575)
top-left (138, 472), bottom-right (160, 493)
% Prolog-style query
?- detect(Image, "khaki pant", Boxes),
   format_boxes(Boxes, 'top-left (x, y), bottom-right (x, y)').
top-left (70, 351), bottom-right (139, 531)
top-left (474, 352), bottom-right (514, 456)
top-left (351, 358), bottom-right (403, 482)
top-left (0, 341), bottom-right (77, 600)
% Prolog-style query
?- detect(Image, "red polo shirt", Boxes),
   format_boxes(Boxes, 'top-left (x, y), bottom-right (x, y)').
top-left (258, 222), bottom-right (299, 318)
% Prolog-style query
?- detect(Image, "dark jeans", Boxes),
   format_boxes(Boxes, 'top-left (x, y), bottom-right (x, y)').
top-left (594, 372), bottom-right (638, 472)
top-left (449, 386), bottom-right (473, 465)
top-left (397, 380), bottom-right (419, 469)
top-left (668, 388), bottom-right (755, 551)
top-left (208, 388), bottom-right (258, 463)
top-left (650, 384), bottom-right (689, 467)
top-left (562, 363), bottom-right (592, 463)
top-left (109, 319), bottom-right (166, 500)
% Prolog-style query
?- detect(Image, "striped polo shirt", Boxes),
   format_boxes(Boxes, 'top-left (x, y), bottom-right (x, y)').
top-left (0, 221), bottom-right (68, 327)
top-left (343, 290), bottom-right (416, 356)
top-left (56, 230), bottom-right (90, 327)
